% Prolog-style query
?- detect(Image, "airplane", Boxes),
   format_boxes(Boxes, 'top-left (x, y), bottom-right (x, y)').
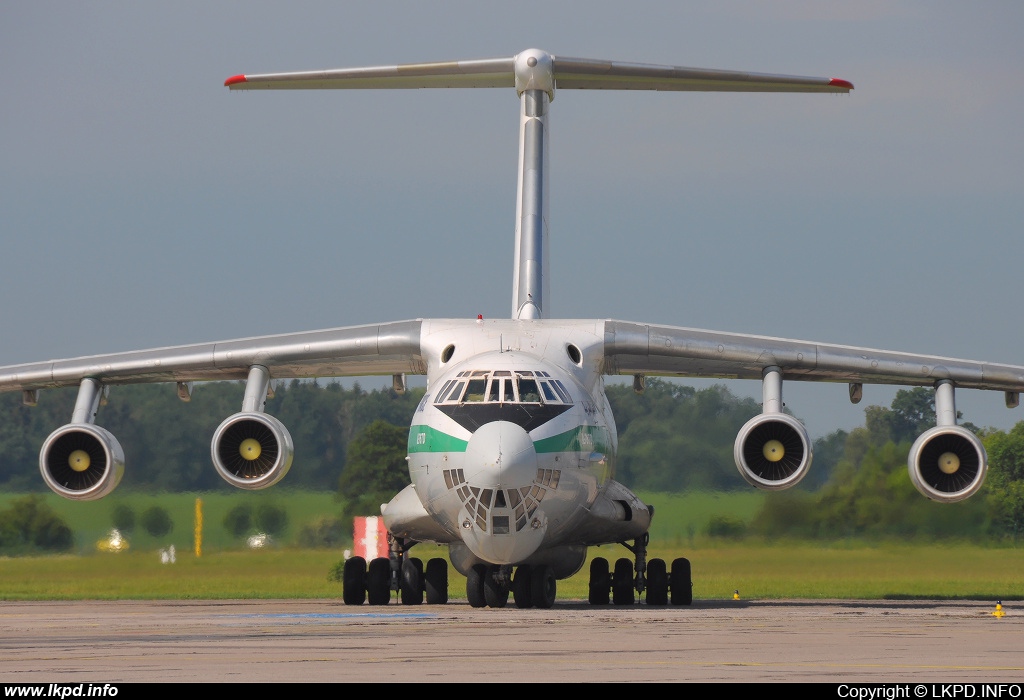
top-left (2, 48), bottom-right (1022, 609)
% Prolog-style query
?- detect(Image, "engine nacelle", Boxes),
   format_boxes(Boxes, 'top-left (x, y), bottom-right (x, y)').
top-left (40, 424), bottom-right (125, 501)
top-left (211, 412), bottom-right (294, 490)
top-left (908, 425), bottom-right (987, 503)
top-left (734, 412), bottom-right (812, 490)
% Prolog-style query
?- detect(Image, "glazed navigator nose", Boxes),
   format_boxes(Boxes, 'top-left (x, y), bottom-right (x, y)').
top-left (459, 421), bottom-right (545, 564)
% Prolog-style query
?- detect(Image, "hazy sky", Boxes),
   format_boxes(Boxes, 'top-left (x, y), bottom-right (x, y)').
top-left (2, 2), bottom-right (1023, 438)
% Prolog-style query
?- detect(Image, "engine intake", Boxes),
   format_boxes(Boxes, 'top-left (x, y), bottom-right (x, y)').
top-left (734, 412), bottom-right (812, 490)
top-left (908, 425), bottom-right (987, 503)
top-left (211, 412), bottom-right (294, 490)
top-left (40, 424), bottom-right (125, 501)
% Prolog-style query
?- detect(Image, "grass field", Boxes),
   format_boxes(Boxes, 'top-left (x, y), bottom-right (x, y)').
top-left (1, 543), bottom-right (1021, 602)
top-left (2, 490), bottom-right (1021, 602)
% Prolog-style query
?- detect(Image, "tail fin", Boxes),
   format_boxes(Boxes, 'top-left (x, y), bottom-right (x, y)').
top-left (226, 49), bottom-right (851, 319)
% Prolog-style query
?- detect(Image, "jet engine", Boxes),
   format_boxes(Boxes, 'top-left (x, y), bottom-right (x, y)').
top-left (908, 425), bottom-right (987, 503)
top-left (733, 412), bottom-right (812, 490)
top-left (211, 412), bottom-right (294, 490)
top-left (40, 423), bottom-right (125, 501)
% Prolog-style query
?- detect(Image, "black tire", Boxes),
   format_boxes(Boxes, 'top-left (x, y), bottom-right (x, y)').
top-left (530, 564), bottom-right (556, 609)
top-left (512, 565), bottom-right (533, 609)
top-left (367, 557), bottom-right (392, 606)
top-left (612, 557), bottom-right (635, 605)
top-left (400, 557), bottom-right (424, 605)
top-left (645, 558), bottom-right (668, 606)
top-left (483, 565), bottom-right (509, 608)
top-left (342, 556), bottom-right (366, 606)
top-left (588, 557), bottom-right (610, 605)
top-left (670, 557), bottom-right (692, 606)
top-left (466, 564), bottom-right (487, 608)
top-left (424, 558), bottom-right (448, 605)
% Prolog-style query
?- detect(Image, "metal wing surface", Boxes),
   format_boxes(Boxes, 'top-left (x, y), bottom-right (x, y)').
top-left (603, 320), bottom-right (1024, 394)
top-left (0, 320), bottom-right (425, 393)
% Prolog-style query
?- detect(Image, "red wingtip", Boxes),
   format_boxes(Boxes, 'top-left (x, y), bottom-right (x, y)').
top-left (224, 74), bottom-right (247, 87)
top-left (829, 78), bottom-right (854, 90)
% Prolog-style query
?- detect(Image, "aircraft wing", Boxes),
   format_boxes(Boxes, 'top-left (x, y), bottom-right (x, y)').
top-left (602, 320), bottom-right (1024, 395)
top-left (0, 320), bottom-right (425, 394)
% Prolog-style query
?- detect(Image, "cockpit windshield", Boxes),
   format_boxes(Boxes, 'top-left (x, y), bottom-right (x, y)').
top-left (433, 370), bottom-right (573, 405)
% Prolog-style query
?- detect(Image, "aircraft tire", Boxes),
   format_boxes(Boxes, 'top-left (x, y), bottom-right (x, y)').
top-left (424, 558), bottom-right (448, 604)
top-left (588, 557), bottom-right (610, 605)
top-left (483, 565), bottom-right (509, 608)
top-left (612, 558), bottom-right (635, 605)
top-left (670, 558), bottom-right (692, 606)
top-left (531, 564), bottom-right (556, 609)
top-left (512, 565), bottom-right (533, 608)
top-left (646, 558), bottom-right (668, 606)
top-left (367, 557), bottom-right (392, 606)
top-left (342, 556), bottom-right (366, 606)
top-left (466, 564), bottom-right (487, 608)
top-left (400, 557), bottom-right (424, 605)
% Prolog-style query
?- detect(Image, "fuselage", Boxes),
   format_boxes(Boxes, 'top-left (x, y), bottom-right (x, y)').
top-left (382, 319), bottom-right (624, 577)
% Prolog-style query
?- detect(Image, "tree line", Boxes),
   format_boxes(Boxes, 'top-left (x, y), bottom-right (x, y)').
top-left (2, 377), bottom-right (1022, 546)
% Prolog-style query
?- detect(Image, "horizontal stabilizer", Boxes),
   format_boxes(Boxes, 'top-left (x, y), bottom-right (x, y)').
top-left (225, 50), bottom-right (852, 94)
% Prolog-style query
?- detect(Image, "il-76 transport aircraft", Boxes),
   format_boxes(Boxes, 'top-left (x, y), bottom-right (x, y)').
top-left (3, 49), bottom-right (1022, 608)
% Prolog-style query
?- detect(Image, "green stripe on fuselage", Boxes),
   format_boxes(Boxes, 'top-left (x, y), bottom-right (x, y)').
top-left (533, 425), bottom-right (610, 454)
top-left (408, 425), bottom-right (468, 453)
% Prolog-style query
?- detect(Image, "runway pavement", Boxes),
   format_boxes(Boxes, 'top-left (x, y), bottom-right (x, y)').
top-left (0, 598), bottom-right (1021, 683)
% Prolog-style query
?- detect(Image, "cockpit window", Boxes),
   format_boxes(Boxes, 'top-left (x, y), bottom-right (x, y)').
top-left (434, 370), bottom-right (572, 405)
top-left (519, 379), bottom-right (541, 403)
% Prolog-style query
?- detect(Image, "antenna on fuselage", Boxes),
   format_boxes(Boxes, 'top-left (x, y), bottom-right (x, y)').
top-left (225, 51), bottom-right (852, 321)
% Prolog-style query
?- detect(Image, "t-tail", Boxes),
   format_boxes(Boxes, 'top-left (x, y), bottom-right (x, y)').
top-left (225, 49), bottom-right (852, 320)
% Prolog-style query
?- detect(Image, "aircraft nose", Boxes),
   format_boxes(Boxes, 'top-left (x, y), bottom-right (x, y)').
top-left (463, 420), bottom-right (537, 488)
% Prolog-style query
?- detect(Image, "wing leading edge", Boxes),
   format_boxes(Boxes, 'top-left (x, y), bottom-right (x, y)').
top-left (603, 320), bottom-right (1024, 395)
top-left (0, 320), bottom-right (425, 393)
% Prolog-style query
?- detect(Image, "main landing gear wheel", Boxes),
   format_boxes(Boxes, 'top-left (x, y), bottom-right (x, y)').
top-left (483, 564), bottom-right (510, 608)
top-left (588, 557), bottom-right (610, 605)
top-left (670, 557), bottom-right (692, 606)
top-left (424, 558), bottom-right (448, 604)
top-left (612, 558), bottom-right (635, 605)
top-left (466, 564), bottom-right (487, 608)
top-left (530, 564), bottom-right (556, 609)
top-left (342, 556), bottom-right (366, 605)
top-left (367, 557), bottom-right (392, 606)
top-left (645, 558), bottom-right (668, 606)
top-left (512, 565), bottom-right (532, 608)
top-left (400, 557), bottom-right (424, 605)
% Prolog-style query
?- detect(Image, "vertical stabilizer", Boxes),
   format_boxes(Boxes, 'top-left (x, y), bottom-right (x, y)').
top-left (511, 50), bottom-right (554, 320)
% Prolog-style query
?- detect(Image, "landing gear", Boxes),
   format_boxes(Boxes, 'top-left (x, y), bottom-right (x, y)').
top-left (367, 557), bottom-right (391, 605)
top-left (342, 556), bottom-right (367, 605)
top-left (612, 558), bottom-right (635, 605)
top-left (512, 565), bottom-right (532, 608)
top-left (588, 558), bottom-right (610, 605)
top-left (530, 564), bottom-right (556, 609)
top-left (400, 557), bottom-right (424, 605)
top-left (586, 534), bottom-right (693, 606)
top-left (466, 564), bottom-right (486, 608)
top-left (467, 564), bottom-right (514, 608)
top-left (645, 558), bottom-right (668, 606)
top-left (670, 557), bottom-right (692, 605)
top-left (425, 558), bottom-right (448, 604)
top-left (340, 535), bottom-right (451, 606)
top-left (483, 565), bottom-right (510, 608)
